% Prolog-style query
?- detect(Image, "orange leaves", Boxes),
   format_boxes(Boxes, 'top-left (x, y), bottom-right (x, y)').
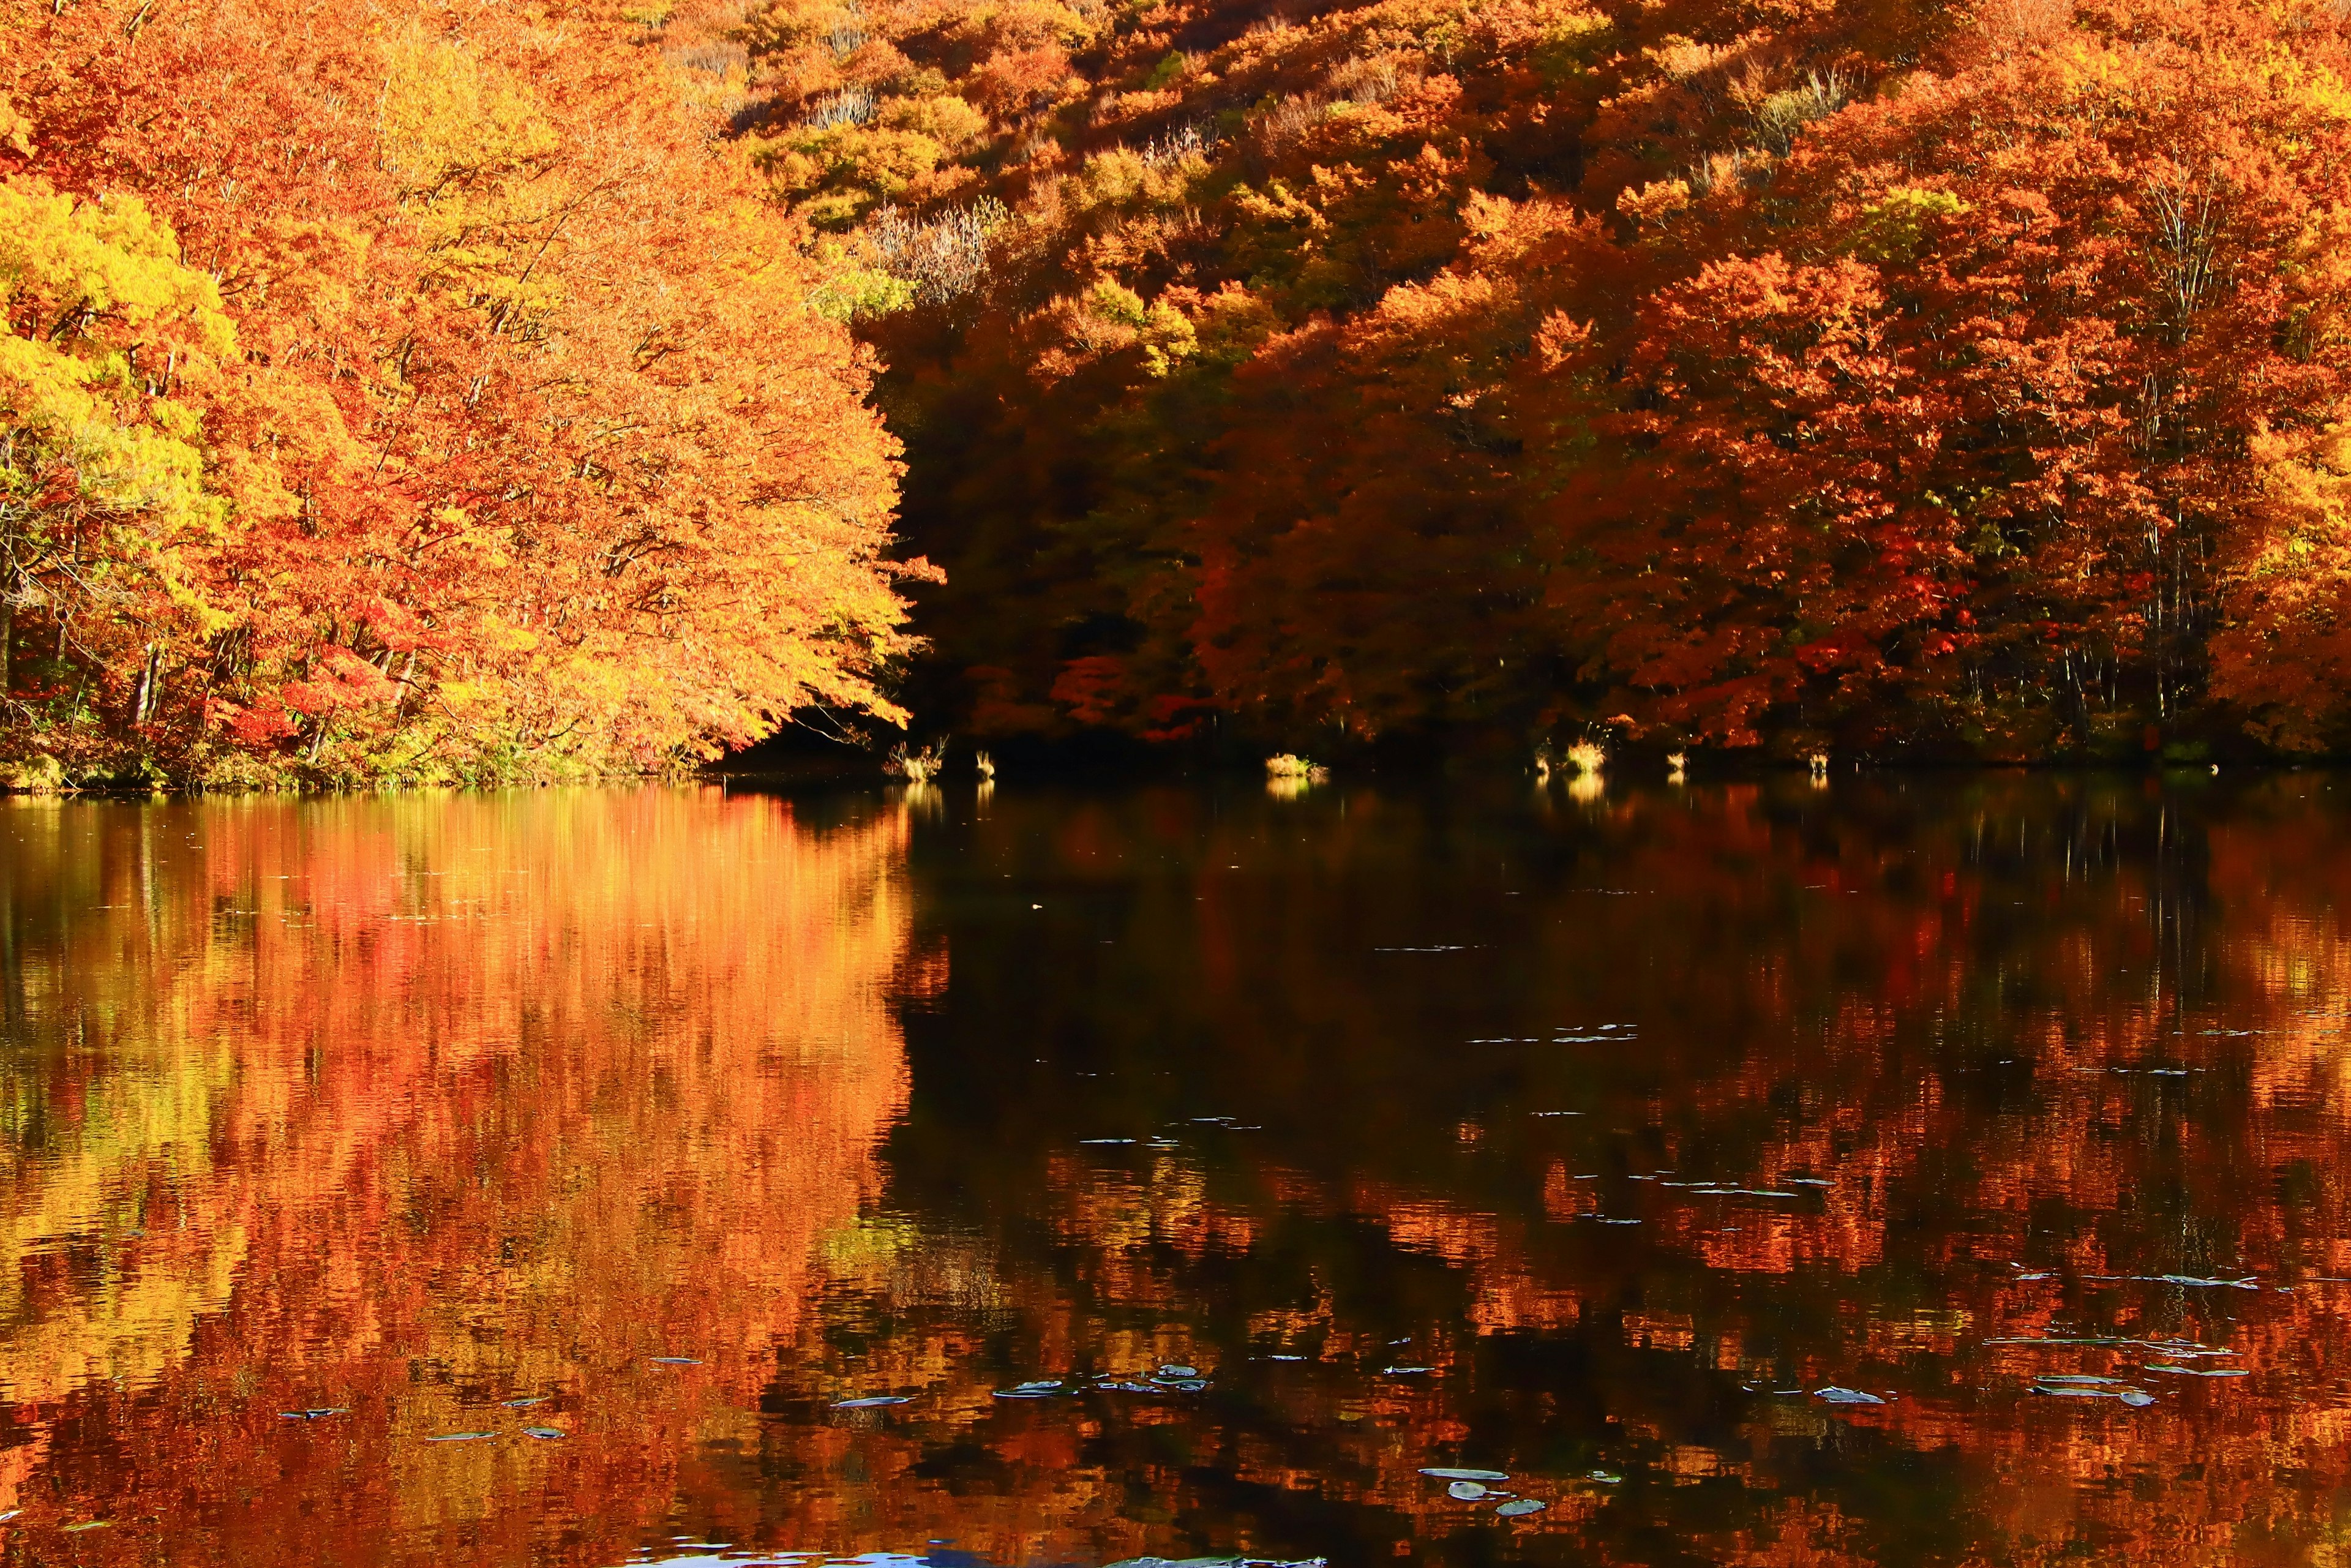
top-left (2, 0), bottom-right (913, 784)
top-left (279, 651), bottom-right (402, 719)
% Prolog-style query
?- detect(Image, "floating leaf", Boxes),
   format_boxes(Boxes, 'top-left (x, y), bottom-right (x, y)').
top-left (2144, 1364), bottom-right (2249, 1377)
top-left (2118, 1389), bottom-right (2158, 1407)
top-left (1383, 1365), bottom-right (1434, 1375)
top-left (1447, 1481), bottom-right (1489, 1500)
top-left (1813, 1387), bottom-right (1886, 1405)
top-left (279, 1408), bottom-right (348, 1419)
top-left (649, 1356), bottom-right (703, 1365)
top-left (831, 1395), bottom-right (913, 1408)
top-left (1158, 1365), bottom-right (1199, 1378)
top-left (1586, 1471), bottom-right (1622, 1484)
top-left (520, 1427), bottom-right (566, 1439)
top-left (61, 1521), bottom-right (113, 1532)
top-left (425, 1431), bottom-right (497, 1442)
top-left (1420, 1468), bottom-right (1510, 1482)
top-left (1495, 1499), bottom-right (1545, 1517)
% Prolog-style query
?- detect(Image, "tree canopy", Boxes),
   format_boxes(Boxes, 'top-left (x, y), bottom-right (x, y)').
top-left (1, 0), bottom-right (920, 785)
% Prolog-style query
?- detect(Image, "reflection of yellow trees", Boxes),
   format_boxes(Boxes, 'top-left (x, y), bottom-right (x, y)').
top-left (0, 787), bottom-right (912, 1562)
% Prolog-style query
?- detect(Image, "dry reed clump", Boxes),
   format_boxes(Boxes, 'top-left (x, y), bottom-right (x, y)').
top-left (886, 743), bottom-right (944, 781)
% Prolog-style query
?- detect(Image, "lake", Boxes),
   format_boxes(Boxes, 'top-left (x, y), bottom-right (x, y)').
top-left (4, 773), bottom-right (2348, 1566)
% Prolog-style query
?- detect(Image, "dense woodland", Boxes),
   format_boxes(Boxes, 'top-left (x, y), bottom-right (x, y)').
top-left (9, 0), bottom-right (2351, 780)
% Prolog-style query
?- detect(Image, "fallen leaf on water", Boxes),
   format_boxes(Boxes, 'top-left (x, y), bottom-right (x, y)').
top-left (831, 1396), bottom-right (913, 1408)
top-left (1496, 1500), bottom-right (1545, 1517)
top-left (2144, 1364), bottom-right (2249, 1378)
top-left (1420, 1468), bottom-right (1510, 1482)
top-left (1813, 1387), bottom-right (1886, 1405)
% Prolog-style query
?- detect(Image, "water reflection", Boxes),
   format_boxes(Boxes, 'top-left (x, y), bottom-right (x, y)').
top-left (0, 787), bottom-right (913, 1563)
top-left (9, 776), bottom-right (2351, 1564)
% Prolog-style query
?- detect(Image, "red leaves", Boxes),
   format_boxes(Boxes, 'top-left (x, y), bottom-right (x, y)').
top-left (279, 650), bottom-right (401, 718)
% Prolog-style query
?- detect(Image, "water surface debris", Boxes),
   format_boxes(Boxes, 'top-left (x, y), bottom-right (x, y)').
top-left (1420, 1468), bottom-right (1510, 1482)
top-left (1495, 1499), bottom-right (1546, 1517)
top-left (831, 1395), bottom-right (913, 1408)
top-left (1447, 1481), bottom-right (1490, 1500)
top-left (520, 1427), bottom-right (567, 1439)
top-left (279, 1408), bottom-right (348, 1419)
top-left (1813, 1387), bottom-right (1886, 1405)
top-left (2144, 1364), bottom-right (2251, 1377)
top-left (425, 1431), bottom-right (498, 1442)
top-left (649, 1356), bottom-right (703, 1365)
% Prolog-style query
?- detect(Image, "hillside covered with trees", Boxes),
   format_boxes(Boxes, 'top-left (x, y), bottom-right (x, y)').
top-left (8, 0), bottom-right (2351, 779)
top-left (785, 0), bottom-right (2351, 765)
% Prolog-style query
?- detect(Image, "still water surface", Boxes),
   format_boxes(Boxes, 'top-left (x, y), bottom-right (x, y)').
top-left (5, 776), bottom-right (2350, 1566)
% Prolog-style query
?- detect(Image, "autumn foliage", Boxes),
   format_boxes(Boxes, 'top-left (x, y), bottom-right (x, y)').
top-left (0, 0), bottom-right (920, 786)
top-left (768, 0), bottom-right (2351, 760)
top-left (16, 0), bottom-right (2351, 778)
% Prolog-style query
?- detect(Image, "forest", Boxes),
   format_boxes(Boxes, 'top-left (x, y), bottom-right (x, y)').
top-left (7, 0), bottom-right (2351, 781)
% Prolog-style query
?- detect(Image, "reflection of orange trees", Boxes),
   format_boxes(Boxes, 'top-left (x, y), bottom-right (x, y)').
top-left (754, 778), bottom-right (2351, 1566)
top-left (0, 788), bottom-right (912, 1564)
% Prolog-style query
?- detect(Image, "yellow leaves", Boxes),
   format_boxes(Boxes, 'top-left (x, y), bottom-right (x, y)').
top-left (1617, 178), bottom-right (1692, 225)
top-left (0, 176), bottom-right (233, 541)
top-left (0, 180), bottom-right (233, 354)
top-left (1230, 178), bottom-right (1328, 236)
top-left (1645, 34), bottom-right (1730, 81)
top-left (482, 615), bottom-right (542, 655)
top-left (378, 32), bottom-right (559, 201)
top-left (760, 111), bottom-right (965, 221)
top-left (1851, 186), bottom-right (1969, 263)
top-left (1185, 282), bottom-right (1280, 364)
top-left (879, 92), bottom-right (988, 151)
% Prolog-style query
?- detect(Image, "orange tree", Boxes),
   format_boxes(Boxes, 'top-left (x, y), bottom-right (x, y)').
top-left (1, 0), bottom-right (921, 785)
